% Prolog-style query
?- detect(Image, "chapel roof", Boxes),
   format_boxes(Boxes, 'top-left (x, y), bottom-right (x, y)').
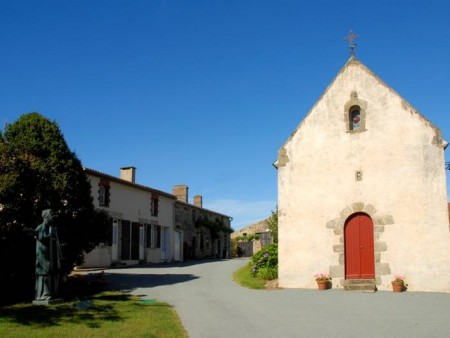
top-left (277, 56), bottom-right (444, 152)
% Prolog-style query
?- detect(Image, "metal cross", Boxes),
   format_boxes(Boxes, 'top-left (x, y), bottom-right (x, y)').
top-left (344, 30), bottom-right (360, 56)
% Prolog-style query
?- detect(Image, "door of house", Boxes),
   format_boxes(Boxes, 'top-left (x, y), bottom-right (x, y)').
top-left (345, 213), bottom-right (375, 279)
top-left (120, 221), bottom-right (140, 260)
top-left (160, 227), bottom-right (170, 260)
top-left (121, 220), bottom-right (130, 260)
top-left (131, 222), bottom-right (140, 260)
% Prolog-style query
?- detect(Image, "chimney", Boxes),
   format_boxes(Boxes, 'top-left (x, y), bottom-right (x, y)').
top-left (173, 185), bottom-right (188, 203)
top-left (193, 195), bottom-right (203, 208)
top-left (120, 166), bottom-right (136, 183)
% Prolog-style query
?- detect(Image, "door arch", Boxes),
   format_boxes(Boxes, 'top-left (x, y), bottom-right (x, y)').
top-left (344, 213), bottom-right (375, 279)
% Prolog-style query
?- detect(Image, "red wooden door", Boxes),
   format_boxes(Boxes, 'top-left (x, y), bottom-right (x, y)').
top-left (345, 213), bottom-right (375, 279)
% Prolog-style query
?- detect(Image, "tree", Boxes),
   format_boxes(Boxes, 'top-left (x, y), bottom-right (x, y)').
top-left (0, 112), bottom-right (110, 301)
top-left (265, 206), bottom-right (278, 244)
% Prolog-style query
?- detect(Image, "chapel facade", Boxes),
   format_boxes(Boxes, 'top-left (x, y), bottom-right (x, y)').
top-left (275, 57), bottom-right (450, 292)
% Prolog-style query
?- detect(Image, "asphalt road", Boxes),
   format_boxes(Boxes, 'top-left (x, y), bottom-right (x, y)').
top-left (94, 258), bottom-right (450, 338)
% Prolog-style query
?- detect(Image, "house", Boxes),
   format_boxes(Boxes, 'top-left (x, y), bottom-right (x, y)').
top-left (275, 56), bottom-right (450, 292)
top-left (82, 167), bottom-right (177, 267)
top-left (81, 167), bottom-right (232, 268)
top-left (172, 185), bottom-right (232, 260)
top-left (231, 218), bottom-right (272, 257)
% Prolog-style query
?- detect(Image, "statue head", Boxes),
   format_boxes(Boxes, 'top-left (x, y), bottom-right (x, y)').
top-left (42, 209), bottom-right (55, 223)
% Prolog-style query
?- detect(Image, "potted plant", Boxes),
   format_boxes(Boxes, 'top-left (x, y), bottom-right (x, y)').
top-left (314, 273), bottom-right (332, 290)
top-left (391, 275), bottom-right (407, 292)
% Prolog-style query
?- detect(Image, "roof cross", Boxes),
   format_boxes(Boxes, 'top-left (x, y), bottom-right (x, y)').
top-left (344, 30), bottom-right (360, 56)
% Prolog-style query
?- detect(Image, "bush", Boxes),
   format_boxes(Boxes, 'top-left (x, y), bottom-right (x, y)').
top-left (249, 243), bottom-right (278, 280)
top-left (257, 266), bottom-right (278, 280)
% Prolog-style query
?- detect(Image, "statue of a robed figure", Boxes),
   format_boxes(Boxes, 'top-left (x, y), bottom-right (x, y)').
top-left (34, 209), bottom-right (62, 302)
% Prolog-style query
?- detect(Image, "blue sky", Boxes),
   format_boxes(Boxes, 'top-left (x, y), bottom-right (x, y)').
top-left (1, 1), bottom-right (449, 230)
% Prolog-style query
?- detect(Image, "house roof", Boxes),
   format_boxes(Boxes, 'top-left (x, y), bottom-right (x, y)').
top-left (174, 199), bottom-right (232, 220)
top-left (231, 217), bottom-right (270, 239)
top-left (84, 167), bottom-right (232, 219)
top-left (84, 167), bottom-right (176, 200)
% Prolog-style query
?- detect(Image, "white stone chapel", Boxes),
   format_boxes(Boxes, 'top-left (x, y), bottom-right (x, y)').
top-left (275, 56), bottom-right (450, 292)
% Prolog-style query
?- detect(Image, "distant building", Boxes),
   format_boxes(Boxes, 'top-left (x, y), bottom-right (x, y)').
top-left (275, 57), bottom-right (450, 292)
top-left (231, 219), bottom-right (272, 257)
top-left (172, 185), bottom-right (232, 260)
top-left (80, 167), bottom-right (232, 268)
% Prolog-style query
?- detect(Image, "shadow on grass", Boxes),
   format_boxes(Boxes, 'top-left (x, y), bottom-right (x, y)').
top-left (0, 275), bottom-right (129, 328)
top-left (0, 297), bottom-right (124, 328)
top-left (59, 273), bottom-right (111, 301)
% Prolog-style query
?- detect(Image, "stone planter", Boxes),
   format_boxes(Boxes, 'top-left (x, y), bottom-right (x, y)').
top-left (316, 280), bottom-right (332, 290)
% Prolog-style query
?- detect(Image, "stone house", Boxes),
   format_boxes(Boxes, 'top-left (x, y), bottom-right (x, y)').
top-left (231, 218), bottom-right (272, 257)
top-left (275, 56), bottom-right (450, 292)
top-left (172, 185), bottom-right (232, 260)
top-left (81, 167), bottom-right (232, 268)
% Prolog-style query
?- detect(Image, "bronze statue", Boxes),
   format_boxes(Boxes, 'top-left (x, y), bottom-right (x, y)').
top-left (35, 209), bottom-right (61, 301)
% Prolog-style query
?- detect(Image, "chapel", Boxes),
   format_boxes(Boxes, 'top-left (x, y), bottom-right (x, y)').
top-left (275, 56), bottom-right (450, 292)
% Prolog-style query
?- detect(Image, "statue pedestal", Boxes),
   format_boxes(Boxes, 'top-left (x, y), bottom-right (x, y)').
top-left (32, 299), bottom-right (63, 305)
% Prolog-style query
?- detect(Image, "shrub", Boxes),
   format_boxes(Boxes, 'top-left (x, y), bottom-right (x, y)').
top-left (235, 233), bottom-right (261, 242)
top-left (249, 243), bottom-right (278, 280)
top-left (265, 206), bottom-right (278, 243)
top-left (230, 238), bottom-right (238, 258)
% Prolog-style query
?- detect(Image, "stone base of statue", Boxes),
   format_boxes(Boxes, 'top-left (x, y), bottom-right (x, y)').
top-left (32, 298), bottom-right (63, 305)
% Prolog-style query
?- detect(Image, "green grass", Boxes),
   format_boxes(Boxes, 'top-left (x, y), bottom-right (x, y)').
top-left (0, 286), bottom-right (187, 338)
top-left (233, 263), bottom-right (267, 289)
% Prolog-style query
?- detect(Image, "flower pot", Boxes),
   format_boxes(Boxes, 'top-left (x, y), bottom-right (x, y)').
top-left (316, 280), bottom-right (331, 290)
top-left (391, 281), bottom-right (404, 292)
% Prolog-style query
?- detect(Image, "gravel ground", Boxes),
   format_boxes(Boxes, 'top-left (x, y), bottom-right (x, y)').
top-left (91, 258), bottom-right (450, 338)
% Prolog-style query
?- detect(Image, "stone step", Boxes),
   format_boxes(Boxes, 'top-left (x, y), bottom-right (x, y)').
top-left (343, 279), bottom-right (377, 292)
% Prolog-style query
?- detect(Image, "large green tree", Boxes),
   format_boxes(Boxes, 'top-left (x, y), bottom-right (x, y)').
top-left (0, 112), bottom-right (110, 301)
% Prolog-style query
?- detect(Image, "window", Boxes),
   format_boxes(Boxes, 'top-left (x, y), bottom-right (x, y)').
top-left (99, 186), bottom-right (106, 205)
top-left (151, 194), bottom-right (159, 216)
top-left (350, 106), bottom-right (361, 131)
top-left (344, 92), bottom-right (367, 133)
top-left (98, 180), bottom-right (110, 207)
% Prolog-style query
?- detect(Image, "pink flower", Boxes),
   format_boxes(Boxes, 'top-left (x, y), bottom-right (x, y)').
top-left (393, 275), bottom-right (406, 283)
top-left (314, 273), bottom-right (331, 281)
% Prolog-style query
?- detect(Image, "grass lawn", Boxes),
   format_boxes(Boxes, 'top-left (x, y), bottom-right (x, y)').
top-left (232, 263), bottom-right (267, 289)
top-left (0, 276), bottom-right (187, 338)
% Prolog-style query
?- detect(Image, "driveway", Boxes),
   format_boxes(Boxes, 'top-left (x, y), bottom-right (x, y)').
top-left (95, 258), bottom-right (450, 338)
